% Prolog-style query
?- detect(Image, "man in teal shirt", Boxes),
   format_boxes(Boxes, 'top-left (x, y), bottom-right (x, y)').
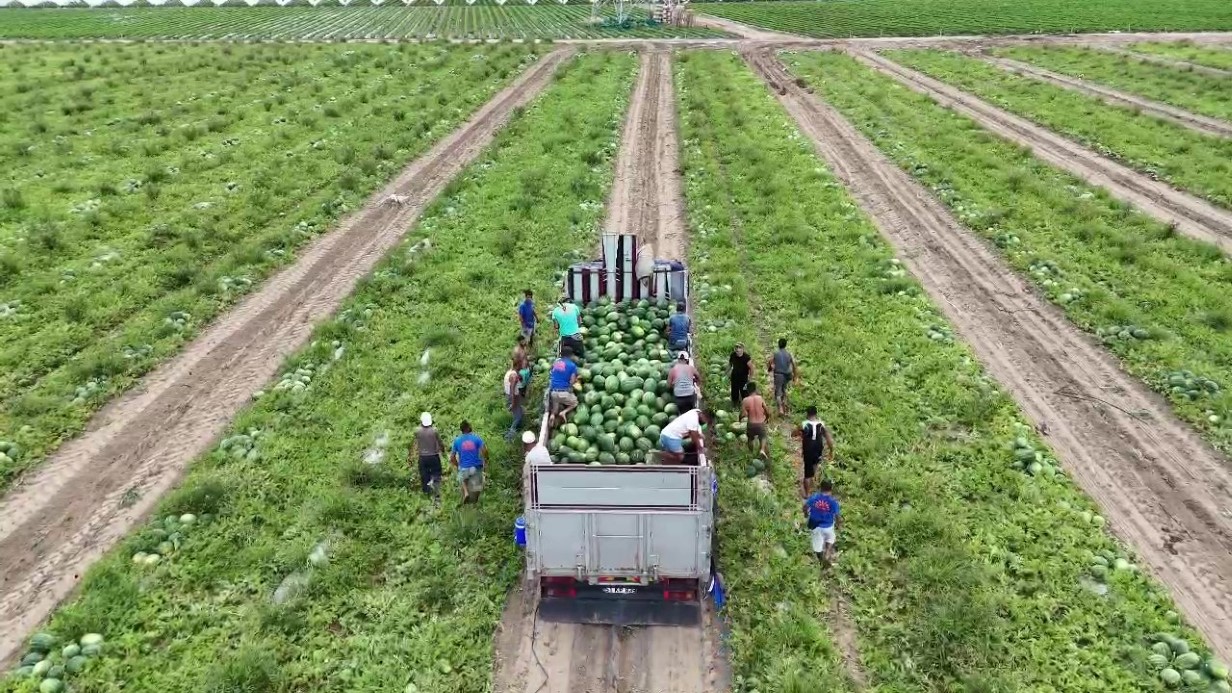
top-left (552, 296), bottom-right (584, 357)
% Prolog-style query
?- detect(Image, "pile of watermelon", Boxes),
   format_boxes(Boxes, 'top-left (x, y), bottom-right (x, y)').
top-left (543, 297), bottom-right (689, 465)
top-left (9, 632), bottom-right (105, 691)
top-left (1145, 632), bottom-right (1228, 690)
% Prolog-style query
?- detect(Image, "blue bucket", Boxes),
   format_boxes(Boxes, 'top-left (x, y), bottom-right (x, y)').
top-left (514, 516), bottom-right (527, 548)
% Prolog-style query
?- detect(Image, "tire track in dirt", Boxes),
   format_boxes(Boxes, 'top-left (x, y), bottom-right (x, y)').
top-left (606, 50), bottom-right (687, 260)
top-left (1087, 45), bottom-right (1232, 79)
top-left (0, 48), bottom-right (573, 666)
top-left (491, 49), bottom-right (728, 693)
top-left (744, 47), bottom-right (1232, 663)
top-left (979, 54), bottom-right (1232, 139)
top-left (690, 13), bottom-right (802, 41)
top-left (850, 49), bottom-right (1232, 255)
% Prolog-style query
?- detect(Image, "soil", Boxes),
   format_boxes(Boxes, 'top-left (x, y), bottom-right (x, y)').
top-left (744, 47), bottom-right (1232, 663)
top-left (851, 49), bottom-right (1232, 255)
top-left (1089, 45), bottom-right (1232, 79)
top-left (0, 47), bottom-right (573, 667)
top-left (980, 54), bottom-right (1232, 139)
top-left (689, 13), bottom-right (802, 41)
top-left (605, 50), bottom-right (687, 260)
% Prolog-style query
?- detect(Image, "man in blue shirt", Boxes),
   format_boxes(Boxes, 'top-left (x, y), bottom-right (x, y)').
top-left (517, 289), bottom-right (537, 346)
top-left (450, 421), bottom-right (488, 504)
top-left (548, 347), bottom-right (580, 428)
top-left (803, 479), bottom-right (841, 569)
top-left (666, 302), bottom-right (690, 352)
top-left (552, 296), bottom-right (584, 358)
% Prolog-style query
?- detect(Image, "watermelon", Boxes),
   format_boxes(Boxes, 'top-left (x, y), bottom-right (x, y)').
top-left (635, 437), bottom-right (654, 452)
top-left (1147, 653), bottom-right (1170, 669)
top-left (1174, 652), bottom-right (1201, 670)
top-left (621, 377), bottom-right (644, 393)
top-left (21, 652), bottom-right (44, 666)
top-left (82, 643), bottom-right (103, 657)
top-left (651, 412), bottom-right (668, 426)
top-left (598, 452), bottom-right (615, 465)
top-left (1209, 659), bottom-right (1229, 680)
top-left (1160, 668), bottom-right (1181, 687)
top-left (664, 403), bottom-right (678, 415)
top-left (644, 425), bottom-right (661, 440)
top-left (563, 423), bottom-right (579, 437)
top-left (40, 680), bottom-right (64, 693)
top-left (62, 644), bottom-right (80, 659)
top-left (589, 413), bottom-right (605, 429)
top-left (33, 660), bottom-right (52, 676)
top-left (745, 464), bottom-right (759, 478)
top-left (627, 425), bottom-right (643, 440)
top-left (65, 656), bottom-right (89, 674)
top-left (1152, 642), bottom-right (1173, 657)
top-left (29, 633), bottom-right (57, 653)
top-left (619, 437), bottom-right (635, 452)
top-left (604, 375), bottom-right (620, 392)
top-left (1181, 670), bottom-right (1204, 686)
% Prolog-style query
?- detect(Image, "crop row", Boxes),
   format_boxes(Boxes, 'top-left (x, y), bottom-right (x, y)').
top-left (0, 5), bottom-right (725, 39)
top-left (679, 49), bottom-right (1218, 691)
top-left (694, 0), bottom-right (1232, 38)
top-left (784, 50), bottom-right (1232, 458)
top-left (1129, 41), bottom-right (1232, 70)
top-left (0, 41), bottom-right (539, 492)
top-left (1, 50), bottom-right (637, 692)
top-left (994, 45), bottom-right (1232, 123)
top-left (886, 49), bottom-right (1232, 209)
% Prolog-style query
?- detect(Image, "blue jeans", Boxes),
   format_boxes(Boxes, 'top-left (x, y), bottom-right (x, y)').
top-left (505, 394), bottom-right (523, 438)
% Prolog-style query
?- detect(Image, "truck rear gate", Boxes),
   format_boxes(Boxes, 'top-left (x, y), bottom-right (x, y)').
top-left (522, 233), bottom-right (715, 627)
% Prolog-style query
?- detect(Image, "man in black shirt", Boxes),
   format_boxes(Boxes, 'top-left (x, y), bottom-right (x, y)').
top-left (728, 343), bottom-right (752, 406)
top-left (794, 405), bottom-right (834, 497)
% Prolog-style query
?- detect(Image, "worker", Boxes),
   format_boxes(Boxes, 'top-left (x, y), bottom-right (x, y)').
top-left (517, 288), bottom-right (537, 347)
top-left (450, 421), bottom-right (488, 504)
top-left (739, 382), bottom-right (770, 460)
top-left (767, 337), bottom-right (800, 416)
top-left (666, 301), bottom-right (691, 352)
top-left (793, 405), bottom-right (834, 497)
top-left (512, 335), bottom-right (529, 371)
top-left (803, 479), bottom-right (841, 569)
top-left (667, 351), bottom-right (702, 414)
top-left (552, 295), bottom-right (584, 357)
top-left (411, 412), bottom-right (445, 497)
top-left (504, 365), bottom-right (524, 441)
top-left (657, 407), bottom-right (712, 465)
top-left (728, 342), bottom-right (752, 406)
top-left (524, 431), bottom-right (553, 466)
top-left (548, 346), bottom-right (580, 427)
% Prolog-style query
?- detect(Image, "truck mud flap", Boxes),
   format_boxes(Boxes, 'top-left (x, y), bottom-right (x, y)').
top-left (538, 597), bottom-right (702, 627)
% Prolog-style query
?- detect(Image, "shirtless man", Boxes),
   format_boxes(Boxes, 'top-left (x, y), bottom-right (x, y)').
top-left (739, 382), bottom-right (771, 460)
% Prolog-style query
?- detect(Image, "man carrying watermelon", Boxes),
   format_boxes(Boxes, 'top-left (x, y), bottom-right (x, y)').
top-left (548, 347), bottom-right (580, 428)
top-left (552, 295), bottom-right (584, 358)
top-left (767, 338), bottom-right (800, 416)
top-left (804, 479), bottom-right (841, 569)
top-left (450, 421), bottom-right (488, 504)
top-left (667, 351), bottom-right (703, 414)
top-left (794, 406), bottom-right (834, 497)
top-left (657, 407), bottom-right (713, 465)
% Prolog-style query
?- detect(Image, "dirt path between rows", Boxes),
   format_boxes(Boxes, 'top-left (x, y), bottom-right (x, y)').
top-left (980, 54), bottom-right (1232, 139)
top-left (1087, 44), bottom-right (1232, 79)
top-left (852, 50), bottom-right (1232, 255)
top-left (691, 12), bottom-right (801, 41)
top-left (491, 49), bottom-right (728, 693)
top-left (744, 47), bottom-right (1232, 664)
top-left (604, 50), bottom-right (687, 260)
top-left (0, 47), bottom-right (572, 666)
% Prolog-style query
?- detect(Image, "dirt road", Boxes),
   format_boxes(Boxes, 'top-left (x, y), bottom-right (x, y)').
top-left (690, 12), bottom-right (801, 41)
top-left (981, 54), bottom-right (1232, 139)
top-left (744, 47), bottom-right (1232, 663)
top-left (1087, 44), bottom-right (1232, 79)
top-left (0, 48), bottom-right (573, 666)
top-left (491, 49), bottom-right (727, 693)
top-left (852, 50), bottom-right (1232, 255)
top-left (605, 50), bottom-right (687, 260)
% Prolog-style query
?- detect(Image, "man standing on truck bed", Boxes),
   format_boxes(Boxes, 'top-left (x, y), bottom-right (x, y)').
top-left (657, 407), bottom-right (712, 465)
top-left (450, 421), bottom-right (488, 504)
top-left (804, 479), bottom-right (841, 569)
top-left (768, 337), bottom-right (799, 416)
top-left (552, 295), bottom-right (584, 358)
top-left (412, 412), bottom-right (445, 498)
top-left (739, 382), bottom-right (770, 460)
top-left (794, 405), bottom-right (834, 497)
top-left (548, 346), bottom-right (580, 428)
top-left (667, 351), bottom-right (702, 414)
top-left (666, 301), bottom-right (691, 352)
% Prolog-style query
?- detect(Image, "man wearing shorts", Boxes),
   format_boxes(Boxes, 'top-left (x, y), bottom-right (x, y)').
top-left (517, 289), bottom-right (537, 346)
top-left (412, 412), bottom-right (444, 497)
top-left (552, 296), bottom-right (584, 358)
top-left (803, 479), bottom-right (841, 569)
top-left (667, 351), bottom-right (702, 414)
top-left (450, 421), bottom-right (488, 504)
top-left (548, 347), bottom-right (579, 427)
top-left (658, 407), bottom-right (711, 465)
top-left (767, 337), bottom-right (799, 416)
top-left (739, 382), bottom-right (770, 460)
top-left (795, 405), bottom-right (834, 496)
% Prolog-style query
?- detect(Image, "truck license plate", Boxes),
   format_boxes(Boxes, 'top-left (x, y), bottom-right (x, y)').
top-left (602, 586), bottom-right (637, 595)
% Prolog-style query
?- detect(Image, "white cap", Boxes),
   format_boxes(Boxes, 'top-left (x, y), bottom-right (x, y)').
top-left (522, 430), bottom-right (536, 444)
top-left (421, 412), bottom-right (433, 427)
top-left (677, 351), bottom-right (689, 360)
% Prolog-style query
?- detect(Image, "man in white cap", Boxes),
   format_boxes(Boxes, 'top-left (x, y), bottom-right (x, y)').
top-left (411, 412), bottom-right (444, 497)
top-left (667, 350), bottom-right (702, 414)
top-left (523, 430), bottom-right (552, 466)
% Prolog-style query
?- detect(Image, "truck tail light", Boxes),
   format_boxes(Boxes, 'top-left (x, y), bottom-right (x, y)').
top-left (541, 576), bottom-right (577, 599)
top-left (661, 578), bottom-right (698, 602)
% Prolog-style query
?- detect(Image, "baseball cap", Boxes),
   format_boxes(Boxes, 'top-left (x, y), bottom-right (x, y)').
top-left (677, 351), bottom-right (689, 360)
top-left (522, 430), bottom-right (536, 444)
top-left (421, 412), bottom-right (433, 427)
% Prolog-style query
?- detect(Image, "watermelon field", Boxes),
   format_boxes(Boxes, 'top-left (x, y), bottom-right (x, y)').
top-left (2, 8), bottom-right (1232, 693)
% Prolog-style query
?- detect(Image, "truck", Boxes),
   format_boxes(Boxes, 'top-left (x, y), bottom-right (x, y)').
top-left (520, 233), bottom-right (718, 627)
